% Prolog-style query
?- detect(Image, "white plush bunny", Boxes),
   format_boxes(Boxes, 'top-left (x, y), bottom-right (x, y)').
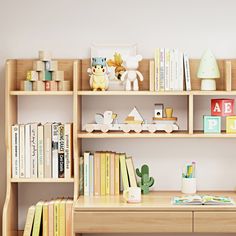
top-left (121, 55), bottom-right (144, 91)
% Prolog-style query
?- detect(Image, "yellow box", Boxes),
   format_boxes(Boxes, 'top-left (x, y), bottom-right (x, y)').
top-left (226, 116), bottom-right (236, 133)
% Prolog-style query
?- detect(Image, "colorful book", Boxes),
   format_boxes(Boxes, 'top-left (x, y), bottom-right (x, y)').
top-left (19, 124), bottom-right (25, 178)
top-left (48, 201), bottom-right (54, 236)
top-left (12, 124), bottom-right (19, 178)
top-left (23, 205), bottom-right (35, 236)
top-left (52, 123), bottom-right (60, 178)
top-left (59, 199), bottom-right (66, 236)
top-left (119, 153), bottom-right (129, 190)
top-left (25, 124), bottom-right (31, 178)
top-left (84, 152), bottom-right (90, 196)
top-left (58, 124), bottom-right (65, 178)
top-left (100, 152), bottom-right (106, 195)
top-left (30, 123), bottom-right (38, 178)
top-left (32, 201), bottom-right (44, 236)
top-left (65, 200), bottom-right (73, 236)
top-left (105, 152), bottom-right (110, 195)
top-left (89, 154), bottom-right (94, 195)
top-left (94, 152), bottom-right (101, 196)
top-left (114, 153), bottom-right (120, 195)
top-left (125, 156), bottom-right (137, 187)
top-left (110, 152), bottom-right (115, 195)
top-left (43, 202), bottom-right (49, 236)
top-left (64, 123), bottom-right (72, 179)
top-left (44, 123), bottom-right (52, 178)
top-left (184, 53), bottom-right (191, 91)
top-left (54, 200), bottom-right (60, 236)
top-left (37, 124), bottom-right (44, 178)
top-left (79, 156), bottom-right (84, 195)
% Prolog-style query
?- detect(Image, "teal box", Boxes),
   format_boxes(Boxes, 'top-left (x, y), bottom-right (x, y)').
top-left (45, 70), bottom-right (52, 81)
top-left (203, 116), bottom-right (221, 133)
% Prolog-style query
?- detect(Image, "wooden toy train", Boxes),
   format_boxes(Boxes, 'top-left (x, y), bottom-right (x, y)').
top-left (84, 105), bottom-right (179, 134)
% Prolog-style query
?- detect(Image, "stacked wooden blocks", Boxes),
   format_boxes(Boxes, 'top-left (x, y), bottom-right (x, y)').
top-left (20, 51), bottom-right (71, 91)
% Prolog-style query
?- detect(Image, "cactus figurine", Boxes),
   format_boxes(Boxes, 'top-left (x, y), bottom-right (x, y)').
top-left (136, 164), bottom-right (154, 194)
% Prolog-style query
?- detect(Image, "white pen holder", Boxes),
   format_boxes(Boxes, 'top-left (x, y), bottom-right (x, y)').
top-left (181, 178), bottom-right (197, 194)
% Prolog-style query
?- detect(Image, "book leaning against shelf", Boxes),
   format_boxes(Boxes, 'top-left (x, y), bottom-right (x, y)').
top-left (11, 123), bottom-right (73, 179)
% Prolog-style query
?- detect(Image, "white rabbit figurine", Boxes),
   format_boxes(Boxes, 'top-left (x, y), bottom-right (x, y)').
top-left (121, 55), bottom-right (144, 91)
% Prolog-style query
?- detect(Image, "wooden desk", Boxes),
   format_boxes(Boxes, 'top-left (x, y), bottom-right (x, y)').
top-left (74, 191), bottom-right (236, 233)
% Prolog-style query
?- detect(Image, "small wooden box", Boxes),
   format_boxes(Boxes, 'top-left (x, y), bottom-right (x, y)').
top-left (33, 81), bottom-right (45, 91)
top-left (45, 60), bottom-right (58, 71)
top-left (26, 71), bottom-right (38, 81)
top-left (39, 71), bottom-right (52, 81)
top-left (33, 61), bottom-right (44, 71)
top-left (52, 71), bottom-right (64, 81)
top-left (58, 81), bottom-right (71, 91)
top-left (45, 81), bottom-right (57, 91)
top-left (20, 80), bottom-right (33, 91)
top-left (38, 50), bottom-right (52, 61)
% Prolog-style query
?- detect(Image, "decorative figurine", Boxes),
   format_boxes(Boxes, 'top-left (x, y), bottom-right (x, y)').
top-left (136, 164), bottom-right (154, 194)
top-left (87, 57), bottom-right (109, 91)
top-left (121, 55), bottom-right (144, 91)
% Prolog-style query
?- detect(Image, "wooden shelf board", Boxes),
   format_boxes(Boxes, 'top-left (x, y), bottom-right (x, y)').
top-left (11, 178), bottom-right (74, 183)
top-left (10, 91), bottom-right (73, 96)
top-left (75, 191), bottom-right (236, 212)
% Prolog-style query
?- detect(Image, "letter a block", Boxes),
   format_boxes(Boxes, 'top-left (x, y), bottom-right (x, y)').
top-left (226, 116), bottom-right (236, 133)
top-left (204, 116), bottom-right (221, 133)
top-left (211, 99), bottom-right (234, 116)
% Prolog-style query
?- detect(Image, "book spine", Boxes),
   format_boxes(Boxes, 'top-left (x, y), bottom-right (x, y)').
top-left (52, 123), bottom-right (59, 178)
top-left (105, 152), bottom-right (110, 195)
top-left (149, 60), bottom-right (155, 91)
top-left (110, 153), bottom-right (115, 195)
top-left (48, 201), bottom-right (54, 236)
top-left (178, 51), bottom-right (184, 91)
top-left (54, 201), bottom-right (60, 236)
top-left (30, 124), bottom-right (38, 178)
top-left (19, 124), bottom-right (25, 178)
top-left (174, 49), bottom-right (179, 91)
top-left (12, 125), bottom-right (19, 178)
top-left (119, 154), bottom-right (129, 190)
top-left (155, 48), bottom-right (160, 91)
top-left (79, 156), bottom-right (84, 195)
top-left (100, 152), bottom-right (106, 196)
top-left (89, 154), bottom-right (94, 196)
top-left (58, 124), bottom-right (65, 178)
top-left (164, 48), bottom-right (170, 91)
top-left (32, 202), bottom-right (43, 236)
top-left (23, 206), bottom-right (35, 236)
top-left (126, 157), bottom-right (137, 187)
top-left (114, 154), bottom-right (120, 195)
top-left (159, 48), bottom-right (165, 91)
top-left (44, 124), bottom-right (52, 178)
top-left (84, 152), bottom-right (90, 196)
top-left (169, 49), bottom-right (175, 91)
top-left (43, 203), bottom-right (48, 236)
top-left (65, 200), bottom-right (73, 236)
top-left (184, 53), bottom-right (191, 91)
top-left (25, 124), bottom-right (31, 178)
top-left (37, 125), bottom-right (44, 178)
top-left (64, 123), bottom-right (72, 179)
top-left (59, 201), bottom-right (66, 236)
top-left (94, 152), bottom-right (101, 196)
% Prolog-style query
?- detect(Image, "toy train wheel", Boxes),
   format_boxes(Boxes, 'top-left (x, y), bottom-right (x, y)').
top-left (101, 124), bottom-right (109, 133)
top-left (164, 125), bottom-right (173, 133)
top-left (122, 125), bottom-right (131, 133)
top-left (134, 125), bottom-right (142, 133)
top-left (85, 124), bottom-right (94, 133)
top-left (148, 124), bottom-right (157, 133)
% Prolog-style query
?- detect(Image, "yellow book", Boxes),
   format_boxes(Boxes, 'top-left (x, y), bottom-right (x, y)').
top-left (32, 201), bottom-right (44, 236)
top-left (125, 156), bottom-right (137, 187)
top-left (119, 153), bottom-right (129, 190)
top-left (23, 205), bottom-right (36, 236)
top-left (43, 203), bottom-right (49, 236)
top-left (105, 152), bottom-right (110, 195)
top-left (48, 201), bottom-right (54, 236)
top-left (114, 153), bottom-right (120, 195)
top-left (59, 199), bottom-right (66, 236)
top-left (54, 200), bottom-right (61, 236)
top-left (100, 152), bottom-right (106, 195)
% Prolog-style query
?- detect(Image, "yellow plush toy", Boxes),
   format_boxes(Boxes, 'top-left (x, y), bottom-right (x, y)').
top-left (87, 57), bottom-right (109, 91)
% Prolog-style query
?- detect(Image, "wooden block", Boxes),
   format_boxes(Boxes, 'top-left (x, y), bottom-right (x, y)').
top-left (38, 50), bottom-right (52, 61)
top-left (58, 80), bottom-right (71, 91)
top-left (52, 71), bottom-right (64, 81)
top-left (33, 60), bottom-right (44, 71)
top-left (26, 71), bottom-right (38, 81)
top-left (45, 81), bottom-right (57, 91)
top-left (226, 116), bottom-right (236, 133)
top-left (45, 61), bottom-right (58, 71)
top-left (39, 71), bottom-right (52, 81)
top-left (211, 98), bottom-right (234, 116)
top-left (33, 81), bottom-right (45, 91)
top-left (225, 61), bottom-right (232, 91)
top-left (20, 80), bottom-right (33, 91)
top-left (203, 116), bottom-right (221, 133)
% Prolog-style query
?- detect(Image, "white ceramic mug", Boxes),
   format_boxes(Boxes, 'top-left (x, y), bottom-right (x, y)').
top-left (123, 187), bottom-right (141, 203)
top-left (181, 178), bottom-right (197, 194)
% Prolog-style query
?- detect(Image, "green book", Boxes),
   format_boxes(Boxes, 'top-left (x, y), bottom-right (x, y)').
top-left (32, 201), bottom-right (44, 236)
top-left (119, 153), bottom-right (129, 191)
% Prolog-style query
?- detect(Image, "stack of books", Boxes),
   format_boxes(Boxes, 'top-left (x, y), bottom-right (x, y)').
top-left (80, 151), bottom-right (137, 196)
top-left (153, 48), bottom-right (191, 91)
top-left (11, 123), bottom-right (72, 179)
top-left (23, 199), bottom-right (73, 236)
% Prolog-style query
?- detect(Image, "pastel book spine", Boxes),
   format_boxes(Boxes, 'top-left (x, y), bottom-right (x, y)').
top-left (23, 205), bottom-right (36, 236)
top-left (52, 123), bottom-right (60, 178)
top-left (32, 201), bottom-right (43, 236)
top-left (125, 156), bottom-right (137, 187)
top-left (105, 152), bottom-right (110, 195)
top-left (79, 156), bottom-right (84, 195)
top-left (89, 154), bottom-right (94, 196)
top-left (178, 51), bottom-right (184, 91)
top-left (100, 152), bottom-right (106, 196)
top-left (184, 53), bottom-right (191, 91)
top-left (164, 48), bottom-right (170, 91)
top-left (110, 152), bottom-right (115, 195)
top-left (154, 48), bottom-right (160, 91)
top-left (59, 200), bottom-right (66, 236)
top-left (159, 48), bottom-right (165, 91)
top-left (58, 124), bottom-right (65, 178)
top-left (19, 124), bottom-right (25, 178)
top-left (25, 124), bottom-right (31, 178)
top-left (48, 201), bottom-right (54, 236)
top-left (94, 152), bottom-right (101, 196)
top-left (44, 123), bottom-right (52, 178)
top-left (54, 200), bottom-right (60, 236)
top-left (149, 60), bottom-right (155, 91)
top-left (37, 124), bottom-right (44, 178)
top-left (84, 152), bottom-right (90, 196)
top-left (65, 200), bottom-right (73, 236)
top-left (119, 153), bottom-right (129, 190)
top-left (12, 124), bottom-right (19, 178)
top-left (114, 153), bottom-right (120, 195)
top-left (43, 203), bottom-right (49, 236)
top-left (30, 123), bottom-right (38, 178)
top-left (64, 123), bottom-right (72, 179)
top-left (169, 49), bottom-right (175, 91)
top-left (174, 49), bottom-right (179, 91)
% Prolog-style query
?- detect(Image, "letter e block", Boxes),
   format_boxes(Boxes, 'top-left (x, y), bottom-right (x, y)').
top-left (226, 116), bottom-right (236, 133)
top-left (204, 116), bottom-right (221, 133)
top-left (211, 99), bottom-right (234, 116)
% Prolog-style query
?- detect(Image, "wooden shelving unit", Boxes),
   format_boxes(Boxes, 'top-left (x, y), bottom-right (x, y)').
top-left (4, 57), bottom-right (236, 235)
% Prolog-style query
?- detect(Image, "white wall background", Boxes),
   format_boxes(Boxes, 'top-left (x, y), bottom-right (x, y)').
top-left (1, 0), bottom-right (236, 235)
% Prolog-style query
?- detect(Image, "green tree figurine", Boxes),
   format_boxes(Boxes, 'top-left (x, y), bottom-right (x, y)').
top-left (136, 164), bottom-right (154, 194)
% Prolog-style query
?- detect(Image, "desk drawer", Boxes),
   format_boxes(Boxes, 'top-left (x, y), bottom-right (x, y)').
top-left (194, 212), bottom-right (236, 233)
top-left (74, 211), bottom-right (192, 233)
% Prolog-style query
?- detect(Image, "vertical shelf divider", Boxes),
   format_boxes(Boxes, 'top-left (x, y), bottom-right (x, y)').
top-left (225, 60), bottom-right (232, 91)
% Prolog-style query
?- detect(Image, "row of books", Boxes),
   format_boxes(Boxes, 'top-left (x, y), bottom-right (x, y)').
top-left (152, 48), bottom-right (191, 91)
top-left (80, 151), bottom-right (137, 196)
top-left (23, 199), bottom-right (73, 236)
top-left (12, 123), bottom-right (72, 179)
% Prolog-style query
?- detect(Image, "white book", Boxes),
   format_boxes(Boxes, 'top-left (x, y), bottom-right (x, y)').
top-left (149, 60), bottom-right (155, 91)
top-left (37, 124), bottom-right (44, 178)
top-left (52, 123), bottom-right (60, 178)
top-left (89, 154), bottom-right (94, 196)
top-left (164, 48), bottom-right (170, 91)
top-left (178, 51), bottom-right (184, 91)
top-left (30, 123), bottom-right (38, 178)
top-left (154, 48), bottom-right (160, 91)
top-left (84, 152), bottom-right (90, 196)
top-left (12, 125), bottom-right (19, 178)
top-left (174, 49), bottom-right (179, 91)
top-left (44, 123), bottom-right (52, 178)
top-left (25, 124), bottom-right (31, 178)
top-left (19, 124), bottom-right (25, 178)
top-left (184, 53), bottom-right (191, 91)
top-left (159, 48), bottom-right (165, 91)
top-left (169, 49), bottom-right (175, 91)
top-left (64, 123), bottom-right (72, 179)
